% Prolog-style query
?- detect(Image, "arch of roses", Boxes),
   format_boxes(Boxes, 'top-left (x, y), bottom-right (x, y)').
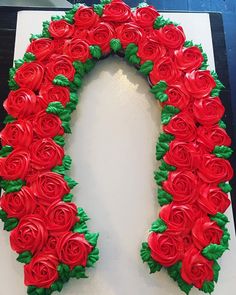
top-left (0, 1), bottom-right (233, 295)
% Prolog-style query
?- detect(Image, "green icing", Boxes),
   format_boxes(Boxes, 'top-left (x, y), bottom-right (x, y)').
top-left (213, 261), bottom-right (221, 283)
top-left (147, 258), bottom-right (162, 274)
top-left (62, 121), bottom-right (71, 133)
top-left (73, 61), bottom-right (85, 77)
top-left (50, 280), bottom-right (63, 292)
top-left (64, 175), bottom-right (78, 189)
top-left (51, 15), bottom-right (63, 21)
top-left (139, 61), bottom-right (154, 76)
top-left (156, 142), bottom-right (169, 160)
top-left (62, 193), bottom-right (73, 202)
top-left (150, 218), bottom-right (167, 233)
top-left (89, 45), bottom-right (102, 59)
top-left (100, 0), bottom-right (112, 4)
top-left (110, 38), bottom-right (122, 53)
top-left (17, 251), bottom-right (32, 264)
top-left (85, 232), bottom-right (99, 247)
top-left (29, 33), bottom-right (43, 41)
top-left (210, 71), bottom-right (225, 97)
top-left (86, 247), bottom-right (99, 267)
top-left (8, 78), bottom-right (19, 90)
top-left (213, 145), bottom-right (233, 159)
top-left (57, 263), bottom-right (70, 283)
top-left (219, 120), bottom-right (226, 129)
top-left (53, 74), bottom-right (70, 86)
top-left (184, 40), bottom-right (194, 48)
top-left (62, 155), bottom-right (72, 170)
top-left (53, 135), bottom-right (65, 147)
top-left (93, 4), bottom-right (104, 16)
top-left (202, 244), bottom-right (226, 260)
top-left (42, 20), bottom-right (50, 38)
top-left (0, 179), bottom-right (25, 193)
top-left (3, 217), bottom-right (19, 231)
top-left (154, 16), bottom-right (178, 29)
top-left (137, 2), bottom-right (149, 8)
top-left (77, 207), bottom-right (90, 223)
top-left (157, 188), bottom-right (173, 206)
top-left (70, 266), bottom-right (87, 279)
top-left (221, 227), bottom-right (230, 249)
top-left (200, 281), bottom-right (215, 294)
top-left (23, 52), bottom-right (36, 62)
top-left (210, 212), bottom-right (229, 228)
top-left (14, 59), bottom-right (24, 69)
top-left (150, 81), bottom-right (168, 102)
top-left (0, 209), bottom-right (8, 222)
top-left (125, 43), bottom-right (140, 65)
top-left (52, 165), bottom-right (65, 175)
top-left (159, 160), bottom-right (176, 171)
top-left (167, 262), bottom-right (181, 281)
top-left (0, 145), bottom-right (13, 157)
top-left (73, 222), bottom-right (88, 234)
top-left (154, 170), bottom-right (168, 185)
top-left (218, 182), bottom-right (232, 193)
top-left (159, 132), bottom-right (175, 143)
top-left (177, 275), bottom-right (193, 295)
top-left (128, 54), bottom-right (141, 65)
top-left (140, 242), bottom-right (151, 262)
top-left (3, 115), bottom-right (16, 124)
top-left (84, 59), bottom-right (96, 73)
top-left (161, 105), bottom-right (180, 125)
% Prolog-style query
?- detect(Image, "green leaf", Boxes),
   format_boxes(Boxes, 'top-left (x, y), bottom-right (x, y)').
top-left (63, 193), bottom-right (73, 202)
top-left (159, 132), bottom-right (174, 143)
top-left (184, 40), bottom-right (194, 47)
top-left (73, 73), bottom-right (82, 88)
top-left (202, 244), bottom-right (226, 260)
top-left (14, 58), bottom-right (24, 69)
top-left (57, 263), bottom-right (70, 283)
top-left (85, 232), bottom-right (99, 246)
top-left (27, 286), bottom-right (37, 294)
top-left (210, 213), bottom-right (229, 228)
top-left (154, 15), bottom-right (177, 29)
top-left (52, 165), bottom-right (65, 175)
top-left (53, 74), bottom-right (70, 86)
top-left (150, 81), bottom-right (168, 102)
top-left (4, 217), bottom-right (19, 231)
top-left (84, 59), bottom-right (96, 73)
top-left (0, 209), bottom-right (8, 222)
top-left (100, 0), bottom-right (112, 4)
top-left (139, 61), bottom-right (154, 76)
top-left (213, 145), bottom-right (233, 159)
top-left (3, 115), bottom-right (16, 124)
top-left (0, 179), bottom-right (25, 193)
top-left (213, 260), bottom-right (221, 283)
top-left (127, 54), bottom-right (141, 65)
top-left (110, 38), bottom-right (122, 53)
top-left (125, 43), bottom-right (138, 59)
top-left (155, 142), bottom-right (169, 160)
top-left (0, 145), bottom-right (13, 157)
top-left (73, 222), bottom-right (88, 234)
top-left (23, 52), bottom-right (36, 62)
top-left (53, 135), bottom-right (65, 147)
top-left (77, 207), bottom-right (90, 223)
top-left (150, 218), bottom-right (167, 233)
top-left (140, 242), bottom-right (151, 262)
top-left (46, 101), bottom-right (64, 115)
top-left (93, 4), bottom-right (104, 16)
top-left (157, 188), bottom-right (173, 206)
top-left (200, 281), bottom-right (215, 294)
top-left (219, 120), bottom-right (226, 129)
top-left (17, 251), bottom-right (32, 264)
top-left (137, 2), bottom-right (149, 8)
top-left (86, 247), bottom-right (99, 267)
top-left (218, 182), bottom-right (232, 193)
top-left (161, 105), bottom-right (180, 125)
top-left (147, 258), bottom-right (162, 274)
top-left (50, 280), bottom-right (63, 292)
top-left (64, 175), bottom-right (78, 189)
top-left (221, 227), bottom-right (230, 249)
top-left (154, 170), bottom-right (168, 185)
top-left (70, 266), bottom-right (87, 279)
top-left (177, 275), bottom-right (193, 295)
top-left (167, 262), bottom-right (181, 281)
top-left (63, 155), bottom-right (72, 170)
top-left (159, 160), bottom-right (176, 171)
top-left (62, 121), bottom-right (71, 133)
top-left (8, 79), bottom-right (19, 90)
top-left (73, 61), bottom-right (85, 77)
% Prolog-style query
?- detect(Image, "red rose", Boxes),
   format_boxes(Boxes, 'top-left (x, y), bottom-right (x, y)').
top-left (192, 217), bottom-right (223, 250)
top-left (0, 186), bottom-right (36, 219)
top-left (132, 6), bottom-right (159, 28)
top-left (33, 204), bottom-right (47, 218)
top-left (56, 232), bottom-right (93, 269)
top-left (162, 83), bottom-right (190, 110)
top-left (197, 125), bottom-right (231, 152)
top-left (183, 234), bottom-right (193, 252)
top-left (33, 111), bottom-right (64, 138)
top-left (52, 38), bottom-right (66, 55)
top-left (137, 38), bottom-right (166, 63)
top-left (10, 215), bottom-right (48, 254)
top-left (148, 232), bottom-right (183, 267)
top-left (29, 138), bottom-right (64, 171)
top-left (155, 25), bottom-right (185, 49)
top-left (102, 0), bottom-right (131, 23)
top-left (46, 201), bottom-right (78, 232)
top-left (193, 97), bottom-right (225, 125)
top-left (149, 56), bottom-right (179, 85)
top-left (89, 22), bottom-right (115, 54)
top-left (163, 112), bottom-right (197, 142)
top-left (174, 46), bottom-right (204, 72)
top-left (0, 149), bottom-right (30, 180)
top-left (159, 203), bottom-right (196, 234)
top-left (3, 88), bottom-right (37, 119)
top-left (24, 252), bottom-right (59, 288)
top-left (74, 6), bottom-right (99, 29)
top-left (0, 120), bottom-right (33, 148)
top-left (163, 171), bottom-right (198, 203)
top-left (39, 83), bottom-right (70, 107)
top-left (27, 38), bottom-right (55, 61)
top-left (30, 172), bottom-right (70, 206)
top-left (46, 55), bottom-right (75, 81)
top-left (63, 38), bottom-right (91, 62)
top-left (184, 70), bottom-right (216, 98)
top-left (164, 140), bottom-right (199, 169)
top-left (116, 22), bottom-right (144, 48)
top-left (14, 62), bottom-right (44, 91)
top-left (44, 234), bottom-right (61, 253)
top-left (198, 154), bottom-right (233, 183)
top-left (197, 184), bottom-right (230, 215)
top-left (48, 20), bottom-right (74, 39)
top-left (181, 247), bottom-right (214, 288)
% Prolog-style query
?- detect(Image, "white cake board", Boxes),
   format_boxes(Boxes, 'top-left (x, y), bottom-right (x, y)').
top-left (0, 10), bottom-right (235, 295)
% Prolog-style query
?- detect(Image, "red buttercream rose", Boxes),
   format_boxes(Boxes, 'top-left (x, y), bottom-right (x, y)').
top-left (39, 83), bottom-right (70, 107)
top-left (116, 22), bottom-right (144, 48)
top-left (132, 6), bottom-right (159, 28)
top-left (197, 125), bottom-right (231, 152)
top-left (184, 70), bottom-right (216, 98)
top-left (29, 138), bottom-right (64, 171)
top-left (56, 232), bottom-right (93, 269)
top-left (148, 232), bottom-right (183, 267)
top-left (46, 55), bottom-right (75, 81)
top-left (33, 111), bottom-right (64, 138)
top-left (3, 88), bottom-right (37, 119)
top-left (14, 62), bottom-right (44, 91)
top-left (193, 97), bottom-right (225, 125)
top-left (183, 234), bottom-right (193, 252)
top-left (0, 149), bottom-right (30, 180)
top-left (27, 38), bottom-right (55, 61)
top-left (155, 25), bottom-right (185, 49)
top-left (162, 83), bottom-right (190, 110)
top-left (181, 247), bottom-right (214, 288)
top-left (149, 56), bottom-right (179, 85)
top-left (0, 186), bottom-right (36, 219)
top-left (63, 38), bottom-right (91, 62)
top-left (48, 20), bottom-right (74, 39)
top-left (10, 215), bottom-right (48, 254)
top-left (52, 38), bottom-right (66, 55)
top-left (46, 201), bottom-right (78, 232)
top-left (174, 46), bottom-right (204, 72)
top-left (192, 217), bottom-right (223, 250)
top-left (74, 6), bottom-right (99, 29)
top-left (198, 154), bottom-right (233, 183)
top-left (24, 252), bottom-right (59, 288)
top-left (163, 170), bottom-right (198, 203)
top-left (30, 172), bottom-right (70, 207)
top-left (164, 140), bottom-right (199, 169)
top-left (163, 112), bottom-right (197, 142)
top-left (102, 0), bottom-right (131, 23)
top-left (89, 22), bottom-right (115, 53)
top-left (44, 234), bottom-right (61, 254)
top-left (159, 203), bottom-right (196, 234)
top-left (197, 184), bottom-right (230, 215)
top-left (0, 120), bottom-right (33, 148)
top-left (137, 38), bottom-right (166, 63)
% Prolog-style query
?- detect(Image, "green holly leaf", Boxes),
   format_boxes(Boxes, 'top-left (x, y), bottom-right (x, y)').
top-left (93, 4), bottom-right (104, 16)
top-left (139, 61), bottom-right (154, 76)
top-left (210, 212), bottom-right (229, 228)
top-left (150, 218), bottom-right (167, 233)
top-left (213, 145), bottom-right (233, 159)
top-left (202, 244), bottom-right (226, 260)
top-left (157, 188), bottom-right (173, 206)
top-left (4, 218), bottom-right (19, 231)
top-left (110, 38), bottom-right (122, 53)
top-left (64, 175), bottom-right (78, 189)
top-left (218, 182), bottom-right (232, 193)
top-left (154, 170), bottom-right (168, 185)
top-left (86, 247), bottom-right (99, 267)
top-left (200, 281), bottom-right (215, 294)
top-left (0, 145), bottom-right (13, 157)
top-left (70, 266), bottom-right (87, 279)
top-left (0, 209), bottom-right (7, 222)
top-left (53, 74), bottom-right (70, 86)
top-left (140, 242), bottom-right (151, 262)
top-left (213, 260), bottom-right (221, 283)
top-left (73, 222), bottom-right (88, 234)
top-left (77, 207), bottom-right (90, 223)
top-left (63, 193), bottom-right (73, 202)
top-left (53, 135), bottom-right (65, 147)
top-left (17, 251), bottom-right (32, 264)
top-left (0, 179), bottom-right (25, 193)
top-left (161, 105), bottom-right (180, 125)
top-left (85, 232), bottom-right (99, 247)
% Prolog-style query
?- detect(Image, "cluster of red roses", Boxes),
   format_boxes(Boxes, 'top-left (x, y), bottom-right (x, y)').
top-left (0, 0), bottom-right (233, 294)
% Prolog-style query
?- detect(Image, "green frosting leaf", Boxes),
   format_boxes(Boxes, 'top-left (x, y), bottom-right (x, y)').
top-left (218, 182), bottom-right (232, 193)
top-left (154, 15), bottom-right (178, 29)
top-left (154, 170), bottom-right (168, 185)
top-left (213, 145), bottom-right (233, 159)
top-left (85, 232), bottom-right (99, 247)
top-left (50, 280), bottom-right (63, 292)
top-left (42, 20), bottom-right (50, 38)
top-left (8, 79), bottom-right (19, 90)
top-left (0, 179), bottom-right (25, 193)
top-left (73, 61), bottom-right (85, 77)
top-left (57, 263), bottom-right (70, 283)
top-left (150, 218), bottom-right (167, 233)
top-left (140, 242), bottom-right (151, 262)
top-left (63, 193), bottom-right (73, 202)
top-left (73, 73), bottom-right (82, 88)
top-left (0, 145), bottom-right (13, 157)
top-left (4, 217), bottom-right (19, 231)
top-left (73, 222), bottom-right (88, 234)
top-left (14, 59), bottom-right (24, 69)
top-left (167, 262), bottom-right (181, 281)
top-left (202, 244), bottom-right (226, 260)
top-left (77, 207), bottom-right (90, 223)
top-left (52, 165), bottom-right (65, 175)
top-left (137, 2), bottom-right (149, 8)
top-left (64, 175), bottom-right (78, 189)
top-left (100, 0), bottom-right (112, 4)
top-left (53, 135), bottom-right (65, 147)
top-left (210, 70), bottom-right (225, 97)
top-left (3, 115), bottom-right (16, 124)
top-left (70, 266), bottom-right (87, 279)
top-left (86, 247), bottom-right (99, 267)
top-left (63, 155), bottom-right (72, 170)
top-left (213, 260), bottom-right (221, 283)
top-left (62, 121), bottom-right (72, 134)
top-left (221, 227), bottom-right (230, 249)
top-left (177, 275), bottom-right (193, 295)
top-left (124, 43), bottom-right (140, 64)
top-left (89, 45), bottom-right (102, 59)
top-left (184, 40), bottom-right (194, 47)
top-left (159, 132), bottom-right (174, 143)
top-left (210, 212), bottom-right (229, 228)
top-left (150, 81), bottom-right (168, 102)
top-left (0, 209), bottom-right (8, 222)
top-left (147, 258), bottom-right (162, 274)
top-left (53, 74), bottom-right (70, 86)
top-left (110, 38), bottom-right (122, 52)
top-left (219, 120), bottom-right (226, 129)
top-left (157, 188), bottom-right (173, 206)
top-left (17, 251), bottom-right (32, 264)
top-left (84, 59), bottom-right (96, 73)
top-left (139, 61), bottom-right (154, 76)
top-left (155, 142), bottom-right (169, 160)
top-left (23, 52), bottom-right (36, 62)
top-left (93, 4), bottom-right (104, 16)
top-left (159, 160), bottom-right (176, 171)
top-left (161, 105), bottom-right (180, 125)
top-left (200, 281), bottom-right (215, 294)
